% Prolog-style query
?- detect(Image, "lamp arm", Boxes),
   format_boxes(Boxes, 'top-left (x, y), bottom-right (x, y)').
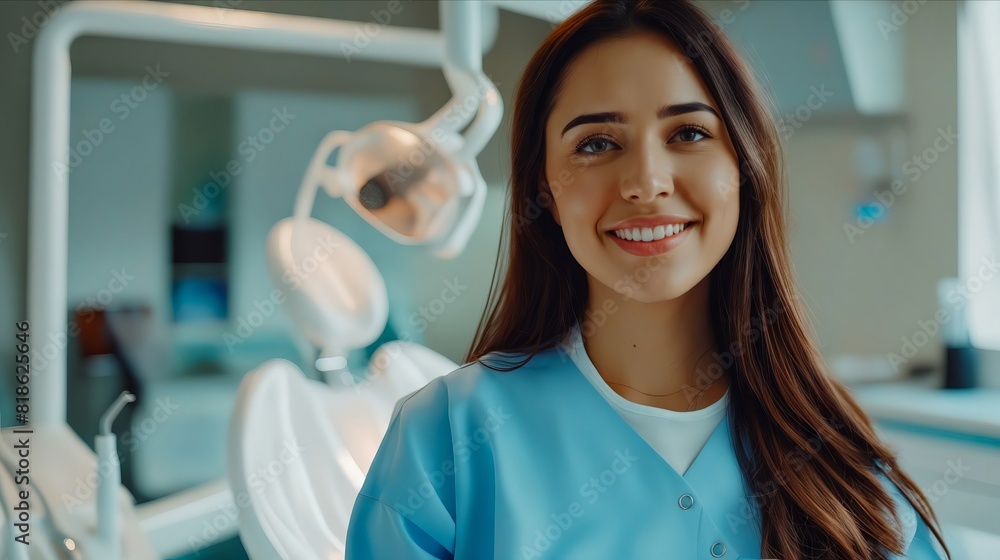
top-left (417, 1), bottom-right (502, 162)
top-left (293, 130), bottom-right (353, 222)
top-left (452, 72), bottom-right (504, 162)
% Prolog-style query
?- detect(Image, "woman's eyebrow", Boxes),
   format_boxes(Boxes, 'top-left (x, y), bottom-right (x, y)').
top-left (560, 102), bottom-right (720, 138)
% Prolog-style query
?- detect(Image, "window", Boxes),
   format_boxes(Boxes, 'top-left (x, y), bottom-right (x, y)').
top-left (958, 0), bottom-right (1000, 350)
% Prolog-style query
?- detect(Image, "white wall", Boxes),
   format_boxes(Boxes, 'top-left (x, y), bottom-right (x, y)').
top-left (66, 77), bottom-right (173, 329)
top-left (785, 1), bottom-right (960, 380)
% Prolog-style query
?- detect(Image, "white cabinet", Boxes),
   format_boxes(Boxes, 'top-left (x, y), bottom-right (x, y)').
top-left (873, 424), bottom-right (1000, 534)
top-left (853, 381), bottom-right (1000, 558)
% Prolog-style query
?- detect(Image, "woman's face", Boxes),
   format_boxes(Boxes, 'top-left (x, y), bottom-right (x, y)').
top-left (544, 31), bottom-right (741, 303)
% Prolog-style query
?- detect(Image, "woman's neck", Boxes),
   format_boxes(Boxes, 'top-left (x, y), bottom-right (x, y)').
top-left (580, 275), bottom-right (731, 412)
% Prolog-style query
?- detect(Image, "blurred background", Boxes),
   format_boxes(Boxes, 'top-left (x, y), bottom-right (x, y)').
top-left (0, 0), bottom-right (998, 558)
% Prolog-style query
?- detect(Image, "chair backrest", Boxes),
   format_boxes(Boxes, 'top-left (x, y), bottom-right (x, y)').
top-left (228, 343), bottom-right (457, 560)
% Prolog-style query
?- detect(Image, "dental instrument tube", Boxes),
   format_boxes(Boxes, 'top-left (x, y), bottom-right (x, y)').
top-left (96, 391), bottom-right (135, 560)
top-left (95, 434), bottom-right (119, 559)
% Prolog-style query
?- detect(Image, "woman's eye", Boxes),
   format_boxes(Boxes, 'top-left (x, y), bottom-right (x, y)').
top-left (674, 126), bottom-right (708, 143)
top-left (573, 126), bottom-right (710, 158)
top-left (578, 137), bottom-right (616, 155)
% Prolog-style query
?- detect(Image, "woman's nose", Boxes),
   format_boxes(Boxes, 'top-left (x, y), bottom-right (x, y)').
top-left (619, 141), bottom-right (675, 202)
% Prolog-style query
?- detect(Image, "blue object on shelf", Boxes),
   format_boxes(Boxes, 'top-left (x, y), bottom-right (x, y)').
top-left (172, 278), bottom-right (228, 322)
top-left (855, 201), bottom-right (890, 223)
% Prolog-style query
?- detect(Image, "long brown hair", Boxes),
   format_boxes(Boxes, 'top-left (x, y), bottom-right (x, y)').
top-left (464, 1), bottom-right (949, 558)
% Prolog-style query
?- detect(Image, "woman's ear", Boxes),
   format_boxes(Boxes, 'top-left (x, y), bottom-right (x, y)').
top-left (542, 181), bottom-right (561, 227)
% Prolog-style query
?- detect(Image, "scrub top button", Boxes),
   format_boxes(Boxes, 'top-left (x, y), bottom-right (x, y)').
top-left (677, 494), bottom-right (694, 510)
top-left (710, 542), bottom-right (727, 557)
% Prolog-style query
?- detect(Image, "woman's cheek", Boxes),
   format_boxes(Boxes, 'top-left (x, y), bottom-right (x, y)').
top-left (693, 158), bottom-right (740, 208)
top-left (711, 170), bottom-right (741, 205)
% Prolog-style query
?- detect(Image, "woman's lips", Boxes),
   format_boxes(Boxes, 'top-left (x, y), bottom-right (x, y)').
top-left (606, 222), bottom-right (694, 256)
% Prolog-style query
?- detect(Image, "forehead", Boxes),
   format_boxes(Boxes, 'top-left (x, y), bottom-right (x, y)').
top-left (549, 30), bottom-right (716, 123)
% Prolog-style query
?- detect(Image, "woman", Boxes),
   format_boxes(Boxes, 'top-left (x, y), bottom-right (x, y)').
top-left (346, 0), bottom-right (950, 558)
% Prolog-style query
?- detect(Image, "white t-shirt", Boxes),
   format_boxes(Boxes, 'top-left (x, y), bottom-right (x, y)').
top-left (564, 323), bottom-right (729, 476)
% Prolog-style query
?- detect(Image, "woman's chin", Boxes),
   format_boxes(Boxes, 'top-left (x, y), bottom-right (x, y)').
top-left (611, 279), bottom-right (697, 303)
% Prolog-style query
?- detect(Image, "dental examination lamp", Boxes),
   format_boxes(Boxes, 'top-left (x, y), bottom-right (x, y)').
top-left (265, 10), bottom-right (502, 377)
top-left (252, 14), bottom-right (506, 558)
top-left (231, 3), bottom-right (503, 557)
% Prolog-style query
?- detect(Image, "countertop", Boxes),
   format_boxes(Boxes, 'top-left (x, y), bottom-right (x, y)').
top-left (851, 374), bottom-right (1000, 442)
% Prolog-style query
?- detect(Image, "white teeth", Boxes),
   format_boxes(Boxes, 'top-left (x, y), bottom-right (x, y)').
top-left (613, 223), bottom-right (687, 241)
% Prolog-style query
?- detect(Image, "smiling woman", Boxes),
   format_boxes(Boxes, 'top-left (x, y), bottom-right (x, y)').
top-left (345, 1), bottom-right (951, 559)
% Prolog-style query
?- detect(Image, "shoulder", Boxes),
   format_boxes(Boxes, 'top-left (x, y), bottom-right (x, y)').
top-left (874, 466), bottom-right (948, 559)
top-left (372, 344), bottom-right (577, 475)
top-left (392, 345), bottom-right (570, 423)
top-left (876, 469), bottom-right (919, 544)
top-left (358, 348), bottom-right (561, 502)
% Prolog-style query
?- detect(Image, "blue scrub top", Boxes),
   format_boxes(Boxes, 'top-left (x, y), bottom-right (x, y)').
top-left (346, 345), bottom-right (947, 559)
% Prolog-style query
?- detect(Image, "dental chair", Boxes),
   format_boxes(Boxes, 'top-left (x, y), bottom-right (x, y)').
top-left (226, 205), bottom-right (470, 560)
top-left (227, 340), bottom-right (457, 560)
top-left (226, 2), bottom-right (500, 557)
